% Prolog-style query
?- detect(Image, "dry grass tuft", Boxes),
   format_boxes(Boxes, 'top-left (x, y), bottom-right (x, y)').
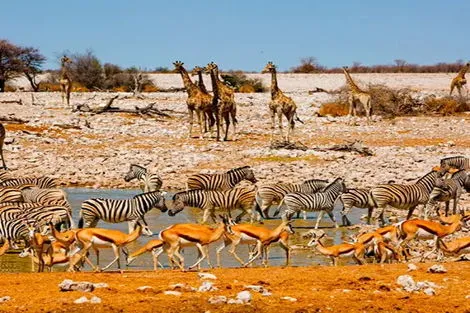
top-left (423, 96), bottom-right (470, 115)
top-left (318, 102), bottom-right (349, 117)
top-left (142, 84), bottom-right (159, 92)
top-left (38, 82), bottom-right (62, 92)
top-left (238, 84), bottom-right (256, 93)
top-left (4, 85), bottom-right (16, 92)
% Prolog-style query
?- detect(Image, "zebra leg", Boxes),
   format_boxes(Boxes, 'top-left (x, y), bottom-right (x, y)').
top-left (128, 221), bottom-right (136, 234)
top-left (406, 205), bottom-right (418, 220)
top-left (202, 208), bottom-right (211, 224)
top-left (326, 210), bottom-right (339, 228)
top-left (366, 207), bottom-right (374, 225)
top-left (314, 210), bottom-right (325, 229)
top-left (445, 201), bottom-right (450, 216)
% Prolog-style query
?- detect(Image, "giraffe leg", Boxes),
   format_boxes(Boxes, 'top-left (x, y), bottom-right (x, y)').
top-left (277, 109), bottom-right (284, 141)
top-left (197, 110), bottom-right (204, 139)
top-left (66, 86), bottom-right (71, 106)
top-left (223, 113), bottom-right (230, 141)
top-left (187, 109), bottom-right (194, 138)
top-left (230, 106), bottom-right (237, 141)
top-left (270, 109), bottom-right (276, 142)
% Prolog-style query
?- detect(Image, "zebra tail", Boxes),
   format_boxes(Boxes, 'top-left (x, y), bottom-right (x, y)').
top-left (78, 217), bottom-right (84, 229)
top-left (253, 197), bottom-right (266, 219)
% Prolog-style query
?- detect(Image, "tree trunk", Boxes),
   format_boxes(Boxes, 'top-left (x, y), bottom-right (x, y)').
top-left (0, 79), bottom-right (5, 92)
top-left (24, 72), bottom-right (39, 92)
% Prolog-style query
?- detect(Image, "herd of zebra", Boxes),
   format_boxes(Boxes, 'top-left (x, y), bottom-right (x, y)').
top-left (0, 156), bottom-right (468, 272)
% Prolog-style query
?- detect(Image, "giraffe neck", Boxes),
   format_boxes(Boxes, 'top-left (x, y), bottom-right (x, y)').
top-left (270, 69), bottom-right (280, 97)
top-left (179, 68), bottom-right (198, 95)
top-left (197, 72), bottom-right (207, 93)
top-left (60, 66), bottom-right (70, 81)
top-left (209, 69), bottom-right (219, 100)
top-left (457, 64), bottom-right (470, 78)
top-left (342, 68), bottom-right (363, 93)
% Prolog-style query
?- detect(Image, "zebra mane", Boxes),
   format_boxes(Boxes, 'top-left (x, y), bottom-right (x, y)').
top-left (130, 164), bottom-right (147, 173)
top-left (416, 171), bottom-right (438, 183)
top-left (440, 155), bottom-right (466, 162)
top-left (132, 191), bottom-right (161, 199)
top-left (226, 166), bottom-right (250, 174)
top-left (322, 178), bottom-right (343, 191)
top-left (302, 178), bottom-right (328, 184)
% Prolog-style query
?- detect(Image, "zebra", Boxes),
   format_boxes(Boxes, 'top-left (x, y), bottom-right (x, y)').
top-left (369, 170), bottom-right (440, 225)
top-left (0, 170), bottom-right (12, 182)
top-left (0, 187), bottom-right (23, 203)
top-left (186, 166), bottom-right (257, 191)
top-left (170, 187), bottom-right (258, 223)
top-left (21, 188), bottom-right (69, 206)
top-left (124, 164), bottom-right (163, 192)
top-left (336, 188), bottom-right (375, 226)
top-left (0, 218), bottom-right (34, 251)
top-left (439, 156), bottom-right (469, 173)
top-left (0, 205), bottom-right (73, 229)
top-left (425, 169), bottom-right (468, 218)
top-left (279, 178), bottom-right (347, 229)
top-left (257, 178), bottom-right (329, 218)
top-left (0, 200), bottom-right (70, 211)
top-left (0, 176), bottom-right (57, 189)
top-left (79, 191), bottom-right (168, 236)
top-left (0, 123), bottom-right (6, 170)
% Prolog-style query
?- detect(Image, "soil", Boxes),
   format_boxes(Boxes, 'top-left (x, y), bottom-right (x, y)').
top-left (0, 262), bottom-right (468, 313)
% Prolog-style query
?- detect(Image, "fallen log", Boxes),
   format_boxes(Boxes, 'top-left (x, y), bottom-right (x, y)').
top-left (0, 99), bottom-right (22, 105)
top-left (326, 140), bottom-right (374, 156)
top-left (0, 116), bottom-right (29, 124)
top-left (269, 140), bottom-right (308, 151)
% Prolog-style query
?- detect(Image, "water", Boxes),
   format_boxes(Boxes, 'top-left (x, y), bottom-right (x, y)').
top-left (0, 188), bottom-right (366, 272)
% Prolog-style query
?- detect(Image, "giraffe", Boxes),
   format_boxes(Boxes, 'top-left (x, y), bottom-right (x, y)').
top-left (205, 62), bottom-right (237, 141)
top-left (173, 61), bottom-right (214, 139)
top-left (261, 61), bottom-right (302, 142)
top-left (192, 66), bottom-right (213, 132)
top-left (59, 55), bottom-right (73, 106)
top-left (342, 66), bottom-right (372, 121)
top-left (450, 62), bottom-right (470, 97)
top-left (0, 123), bottom-right (6, 169)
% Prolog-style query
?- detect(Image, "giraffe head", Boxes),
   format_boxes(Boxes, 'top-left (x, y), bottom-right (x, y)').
top-left (61, 55), bottom-right (72, 66)
top-left (204, 62), bottom-right (217, 74)
top-left (172, 61), bottom-right (185, 73)
top-left (191, 66), bottom-right (204, 77)
top-left (261, 61), bottom-right (276, 74)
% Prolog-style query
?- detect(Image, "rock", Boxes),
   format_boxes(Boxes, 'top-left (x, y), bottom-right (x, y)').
top-left (170, 283), bottom-right (196, 292)
top-left (208, 296), bottom-right (227, 304)
top-left (427, 264), bottom-right (447, 273)
top-left (137, 286), bottom-right (153, 292)
top-left (227, 299), bottom-right (245, 305)
top-left (396, 275), bottom-right (418, 292)
top-left (342, 289), bottom-right (352, 293)
top-left (280, 296), bottom-right (298, 302)
top-left (0, 296), bottom-right (11, 303)
top-left (59, 279), bottom-right (95, 292)
top-left (407, 263), bottom-right (419, 272)
top-left (163, 291), bottom-right (182, 296)
top-left (236, 291), bottom-right (252, 303)
top-left (423, 288), bottom-right (435, 296)
top-left (74, 296), bottom-right (89, 304)
top-left (466, 295), bottom-right (470, 299)
top-left (198, 281), bottom-right (218, 292)
top-left (93, 283), bottom-right (109, 289)
top-left (89, 296), bottom-right (102, 304)
top-left (198, 273), bottom-right (217, 280)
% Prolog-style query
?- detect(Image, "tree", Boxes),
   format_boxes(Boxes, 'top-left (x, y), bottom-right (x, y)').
top-left (0, 40), bottom-right (45, 92)
top-left (291, 57), bottom-right (324, 73)
top-left (70, 50), bottom-right (104, 89)
top-left (394, 59), bottom-right (407, 73)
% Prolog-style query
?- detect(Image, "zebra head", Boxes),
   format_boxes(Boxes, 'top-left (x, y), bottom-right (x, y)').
top-left (152, 192), bottom-right (168, 213)
top-left (168, 192), bottom-right (186, 216)
top-left (124, 164), bottom-right (146, 182)
top-left (242, 166), bottom-right (257, 184)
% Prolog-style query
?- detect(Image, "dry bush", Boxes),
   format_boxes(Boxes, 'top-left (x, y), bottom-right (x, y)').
top-left (4, 85), bottom-right (17, 92)
top-left (318, 102), bottom-right (349, 116)
top-left (142, 84), bottom-right (159, 92)
top-left (368, 85), bottom-right (419, 117)
top-left (221, 71), bottom-right (265, 92)
top-left (112, 85), bottom-right (130, 92)
top-left (423, 96), bottom-right (470, 115)
top-left (72, 82), bottom-right (89, 92)
top-left (38, 82), bottom-right (62, 92)
top-left (238, 84), bottom-right (256, 93)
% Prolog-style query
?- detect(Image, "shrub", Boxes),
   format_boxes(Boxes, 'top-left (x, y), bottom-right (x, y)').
top-left (142, 83), bottom-right (159, 92)
top-left (423, 96), bottom-right (470, 115)
top-left (4, 85), bottom-right (16, 92)
top-left (38, 82), bottom-right (62, 92)
top-left (72, 82), bottom-right (89, 92)
top-left (70, 50), bottom-right (104, 89)
top-left (221, 71), bottom-right (265, 92)
top-left (318, 102), bottom-right (349, 117)
top-left (291, 57), bottom-right (326, 73)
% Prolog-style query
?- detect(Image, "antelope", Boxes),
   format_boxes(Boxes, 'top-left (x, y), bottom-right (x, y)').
top-left (159, 215), bottom-right (232, 270)
top-left (68, 223), bottom-right (143, 272)
top-left (397, 214), bottom-right (462, 261)
top-left (437, 237), bottom-right (470, 259)
top-left (216, 220), bottom-right (294, 268)
top-left (126, 239), bottom-right (164, 271)
top-left (307, 231), bottom-right (366, 266)
top-left (373, 237), bottom-right (402, 264)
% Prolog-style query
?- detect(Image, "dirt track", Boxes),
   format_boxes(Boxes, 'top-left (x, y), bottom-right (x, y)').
top-left (0, 263), bottom-right (468, 313)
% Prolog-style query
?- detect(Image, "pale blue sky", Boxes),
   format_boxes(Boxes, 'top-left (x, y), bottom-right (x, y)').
top-left (2, 1), bottom-right (468, 71)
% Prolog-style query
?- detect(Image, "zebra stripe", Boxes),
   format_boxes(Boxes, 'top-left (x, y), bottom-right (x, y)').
top-left (426, 169), bottom-right (467, 217)
top-left (0, 219), bottom-right (32, 244)
top-left (280, 178), bottom-right (346, 229)
top-left (124, 164), bottom-right (163, 192)
top-left (0, 123), bottom-right (5, 170)
top-left (0, 176), bottom-right (57, 189)
top-left (0, 187), bottom-right (23, 203)
top-left (170, 187), bottom-right (257, 223)
top-left (257, 179), bottom-right (329, 218)
top-left (186, 166), bottom-right (257, 191)
top-left (79, 191), bottom-right (167, 235)
top-left (0, 199), bottom-right (70, 211)
top-left (440, 156), bottom-right (469, 172)
top-left (369, 170), bottom-right (440, 224)
top-left (0, 170), bottom-right (12, 182)
top-left (22, 188), bottom-right (68, 205)
top-left (337, 188), bottom-right (374, 226)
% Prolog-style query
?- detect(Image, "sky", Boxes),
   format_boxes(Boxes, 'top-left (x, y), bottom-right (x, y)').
top-left (2, 0), bottom-right (469, 71)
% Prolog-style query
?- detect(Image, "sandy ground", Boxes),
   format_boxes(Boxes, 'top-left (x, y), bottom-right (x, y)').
top-left (0, 263), bottom-right (468, 313)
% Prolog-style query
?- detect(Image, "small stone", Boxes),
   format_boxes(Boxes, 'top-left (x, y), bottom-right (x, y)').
top-left (0, 296), bottom-right (11, 303)
top-left (396, 275), bottom-right (418, 292)
top-left (407, 263), bottom-right (418, 272)
top-left (427, 264), bottom-right (447, 273)
top-left (59, 279), bottom-right (95, 292)
top-left (227, 299), bottom-right (244, 304)
top-left (198, 273), bottom-right (217, 280)
top-left (137, 286), bottom-right (153, 292)
top-left (74, 296), bottom-right (89, 304)
top-left (236, 291), bottom-right (252, 303)
top-left (89, 296), bottom-right (102, 304)
top-left (342, 289), bottom-right (352, 293)
top-left (93, 283), bottom-right (109, 289)
top-left (208, 296), bottom-right (227, 304)
top-left (198, 281), bottom-right (218, 292)
top-left (423, 288), bottom-right (435, 296)
top-left (466, 295), bottom-right (470, 299)
top-left (163, 291), bottom-right (182, 296)
top-left (280, 296), bottom-right (297, 302)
